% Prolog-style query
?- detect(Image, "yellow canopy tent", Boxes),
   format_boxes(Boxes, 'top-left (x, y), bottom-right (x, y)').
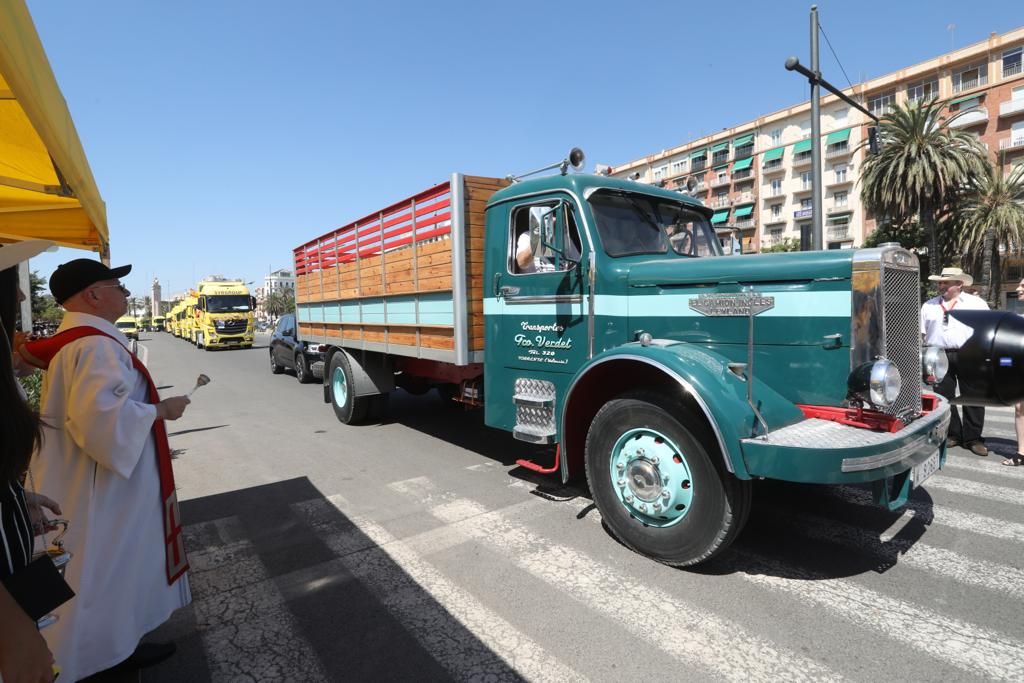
top-left (0, 0), bottom-right (108, 259)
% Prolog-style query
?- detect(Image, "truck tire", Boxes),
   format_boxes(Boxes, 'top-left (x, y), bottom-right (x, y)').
top-left (270, 351), bottom-right (283, 374)
top-left (584, 392), bottom-right (751, 567)
top-left (295, 353), bottom-right (314, 384)
top-left (328, 352), bottom-right (368, 424)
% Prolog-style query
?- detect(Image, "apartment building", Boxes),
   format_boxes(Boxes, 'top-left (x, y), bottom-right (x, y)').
top-left (611, 27), bottom-right (1024, 254)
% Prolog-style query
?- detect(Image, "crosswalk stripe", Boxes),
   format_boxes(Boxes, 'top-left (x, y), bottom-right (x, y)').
top-left (830, 487), bottom-right (1024, 543)
top-left (184, 518), bottom-right (330, 682)
top-left (922, 476), bottom-right (1023, 506)
top-left (775, 511), bottom-right (1024, 601)
top-left (731, 552), bottom-right (1024, 681)
top-left (943, 457), bottom-right (1024, 481)
top-left (292, 497), bottom-right (586, 682)
top-left (391, 481), bottom-right (846, 682)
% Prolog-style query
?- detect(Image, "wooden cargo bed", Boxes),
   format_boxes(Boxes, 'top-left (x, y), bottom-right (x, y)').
top-left (293, 174), bottom-right (507, 364)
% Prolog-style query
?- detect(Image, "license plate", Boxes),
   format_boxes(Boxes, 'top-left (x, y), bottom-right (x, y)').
top-left (912, 450), bottom-right (941, 486)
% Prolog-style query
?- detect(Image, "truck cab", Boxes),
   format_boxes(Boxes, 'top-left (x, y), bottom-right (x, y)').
top-left (194, 280), bottom-right (255, 350)
top-left (115, 315), bottom-right (139, 340)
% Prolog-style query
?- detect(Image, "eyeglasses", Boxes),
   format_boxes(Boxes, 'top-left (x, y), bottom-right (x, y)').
top-left (91, 283), bottom-right (130, 296)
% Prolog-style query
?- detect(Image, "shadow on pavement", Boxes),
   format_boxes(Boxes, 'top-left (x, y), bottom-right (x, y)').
top-left (144, 477), bottom-right (526, 683)
top-left (166, 425), bottom-right (229, 438)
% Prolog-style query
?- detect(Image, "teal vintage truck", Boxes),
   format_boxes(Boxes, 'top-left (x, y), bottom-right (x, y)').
top-left (291, 150), bottom-right (957, 567)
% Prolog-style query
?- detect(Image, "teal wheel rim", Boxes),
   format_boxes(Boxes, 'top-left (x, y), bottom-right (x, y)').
top-left (609, 427), bottom-right (694, 527)
top-left (332, 366), bottom-right (348, 407)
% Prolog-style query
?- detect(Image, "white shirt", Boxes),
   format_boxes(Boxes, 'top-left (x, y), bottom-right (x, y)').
top-left (920, 292), bottom-right (989, 349)
top-left (516, 231), bottom-right (555, 273)
top-left (30, 312), bottom-right (190, 682)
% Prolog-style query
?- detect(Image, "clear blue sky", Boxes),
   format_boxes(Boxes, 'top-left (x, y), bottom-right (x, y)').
top-left (22, 0), bottom-right (1023, 300)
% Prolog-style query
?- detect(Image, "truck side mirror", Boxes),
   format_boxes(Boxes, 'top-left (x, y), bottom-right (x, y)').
top-left (528, 206), bottom-right (554, 260)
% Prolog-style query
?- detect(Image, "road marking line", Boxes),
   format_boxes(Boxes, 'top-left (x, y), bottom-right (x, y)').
top-left (293, 498), bottom-right (586, 682)
top-left (830, 487), bottom-right (1024, 543)
top-left (183, 518), bottom-right (330, 682)
top-left (942, 457), bottom-right (1024, 482)
top-left (731, 551), bottom-right (1024, 681)
top-left (780, 511), bottom-right (1024, 601)
top-left (921, 476), bottom-right (1023, 506)
top-left (390, 483), bottom-right (845, 682)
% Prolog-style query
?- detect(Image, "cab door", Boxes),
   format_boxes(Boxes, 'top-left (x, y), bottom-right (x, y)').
top-left (484, 194), bottom-right (591, 442)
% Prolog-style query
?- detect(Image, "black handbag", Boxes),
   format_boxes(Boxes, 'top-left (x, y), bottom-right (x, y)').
top-left (1, 552), bottom-right (75, 622)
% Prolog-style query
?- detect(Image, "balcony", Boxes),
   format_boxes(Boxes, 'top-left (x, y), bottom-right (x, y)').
top-left (709, 198), bottom-right (731, 209)
top-left (792, 152), bottom-right (813, 168)
top-left (948, 106), bottom-right (989, 129)
top-left (735, 217), bottom-right (756, 229)
top-left (734, 191), bottom-right (757, 203)
top-left (827, 174), bottom-right (852, 187)
top-left (765, 188), bottom-right (786, 199)
top-left (710, 175), bottom-right (731, 188)
top-left (711, 154), bottom-right (730, 167)
top-left (732, 168), bottom-right (754, 182)
top-left (691, 160), bottom-right (707, 172)
top-left (1000, 99), bottom-right (1024, 117)
top-left (763, 215), bottom-right (787, 227)
top-left (1005, 62), bottom-right (1023, 78)
top-left (733, 145), bottom-right (755, 161)
top-left (1000, 137), bottom-right (1024, 151)
top-left (793, 182), bottom-right (814, 195)
top-left (825, 143), bottom-right (852, 159)
top-left (794, 208), bottom-right (813, 219)
top-left (762, 159), bottom-right (786, 175)
top-left (827, 225), bottom-right (850, 241)
top-left (953, 74), bottom-right (988, 94)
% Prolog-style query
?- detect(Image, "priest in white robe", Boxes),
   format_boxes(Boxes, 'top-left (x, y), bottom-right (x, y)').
top-left (24, 259), bottom-right (192, 682)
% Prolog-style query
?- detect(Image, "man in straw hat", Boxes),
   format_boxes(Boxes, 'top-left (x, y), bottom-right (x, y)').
top-left (18, 257), bottom-right (193, 681)
top-left (920, 266), bottom-right (990, 456)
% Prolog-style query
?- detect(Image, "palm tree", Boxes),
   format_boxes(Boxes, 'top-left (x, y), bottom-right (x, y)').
top-left (859, 98), bottom-right (988, 278)
top-left (955, 164), bottom-right (1024, 307)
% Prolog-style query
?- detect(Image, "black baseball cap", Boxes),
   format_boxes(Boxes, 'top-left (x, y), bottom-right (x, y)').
top-left (49, 258), bottom-right (132, 304)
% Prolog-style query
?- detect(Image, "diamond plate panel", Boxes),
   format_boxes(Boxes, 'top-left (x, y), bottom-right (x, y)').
top-left (516, 404), bottom-right (556, 431)
top-left (514, 378), bottom-right (557, 401)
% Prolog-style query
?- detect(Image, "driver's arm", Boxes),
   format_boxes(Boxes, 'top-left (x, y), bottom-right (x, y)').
top-left (515, 231), bottom-right (534, 270)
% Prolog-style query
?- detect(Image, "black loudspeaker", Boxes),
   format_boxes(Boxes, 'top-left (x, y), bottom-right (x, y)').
top-left (949, 310), bottom-right (1024, 406)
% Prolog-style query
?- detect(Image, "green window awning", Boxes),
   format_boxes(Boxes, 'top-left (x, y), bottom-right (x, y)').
top-left (690, 148), bottom-right (707, 160)
top-left (710, 141), bottom-right (729, 153)
top-left (950, 94), bottom-right (984, 106)
top-left (762, 146), bottom-right (785, 162)
top-left (792, 139), bottom-right (812, 154)
top-left (734, 205), bottom-right (754, 218)
top-left (733, 157), bottom-right (753, 171)
top-left (713, 164), bottom-right (729, 171)
top-left (711, 210), bottom-right (730, 224)
top-left (733, 133), bottom-right (754, 148)
top-left (825, 128), bottom-right (851, 145)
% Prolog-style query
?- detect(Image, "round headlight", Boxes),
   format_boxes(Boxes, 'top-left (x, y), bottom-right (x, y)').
top-left (848, 359), bottom-right (902, 408)
top-left (921, 346), bottom-right (949, 385)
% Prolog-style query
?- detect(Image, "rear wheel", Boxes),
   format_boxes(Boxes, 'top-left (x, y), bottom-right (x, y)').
top-left (328, 352), bottom-right (368, 424)
top-left (295, 353), bottom-right (314, 384)
top-left (584, 392), bottom-right (750, 567)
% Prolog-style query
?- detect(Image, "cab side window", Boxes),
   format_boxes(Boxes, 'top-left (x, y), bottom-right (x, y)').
top-left (508, 202), bottom-right (582, 275)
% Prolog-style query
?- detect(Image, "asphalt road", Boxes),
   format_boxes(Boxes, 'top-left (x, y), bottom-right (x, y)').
top-left (134, 331), bottom-right (1024, 682)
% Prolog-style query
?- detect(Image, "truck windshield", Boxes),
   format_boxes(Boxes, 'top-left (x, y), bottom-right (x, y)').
top-left (207, 295), bottom-right (251, 313)
top-left (116, 321), bottom-right (135, 329)
top-left (588, 192), bottom-right (721, 258)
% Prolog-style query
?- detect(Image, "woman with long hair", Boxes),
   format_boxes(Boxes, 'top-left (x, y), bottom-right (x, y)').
top-left (0, 240), bottom-right (60, 683)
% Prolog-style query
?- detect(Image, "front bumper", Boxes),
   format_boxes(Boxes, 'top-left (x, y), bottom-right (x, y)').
top-left (740, 394), bottom-right (951, 485)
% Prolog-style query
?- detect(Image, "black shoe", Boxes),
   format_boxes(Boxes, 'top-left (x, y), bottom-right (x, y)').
top-left (122, 641), bottom-right (177, 669)
top-left (946, 437), bottom-right (959, 448)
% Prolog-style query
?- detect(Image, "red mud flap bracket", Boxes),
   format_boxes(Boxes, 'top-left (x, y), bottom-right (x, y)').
top-left (516, 445), bottom-right (561, 475)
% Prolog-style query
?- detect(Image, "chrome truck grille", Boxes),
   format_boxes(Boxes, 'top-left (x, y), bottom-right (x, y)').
top-left (851, 245), bottom-right (922, 419)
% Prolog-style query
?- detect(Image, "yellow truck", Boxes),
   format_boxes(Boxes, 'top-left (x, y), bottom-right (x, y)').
top-left (194, 279), bottom-right (255, 350)
top-left (114, 315), bottom-right (139, 340)
top-left (152, 315), bottom-right (166, 332)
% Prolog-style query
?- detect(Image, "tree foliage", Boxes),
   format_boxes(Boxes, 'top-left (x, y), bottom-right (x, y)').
top-left (954, 164), bottom-right (1024, 307)
top-left (760, 237), bottom-right (801, 253)
top-left (266, 289), bottom-right (295, 317)
top-left (859, 98), bottom-right (988, 278)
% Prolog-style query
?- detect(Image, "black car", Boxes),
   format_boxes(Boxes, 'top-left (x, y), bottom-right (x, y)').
top-left (269, 313), bottom-right (324, 384)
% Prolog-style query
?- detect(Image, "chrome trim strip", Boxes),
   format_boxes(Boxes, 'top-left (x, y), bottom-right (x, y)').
top-left (562, 354), bottom-right (733, 478)
top-left (841, 411), bottom-right (950, 472)
top-left (504, 294), bottom-right (583, 305)
top-left (303, 336), bottom-right (458, 364)
top-left (451, 173), bottom-right (469, 366)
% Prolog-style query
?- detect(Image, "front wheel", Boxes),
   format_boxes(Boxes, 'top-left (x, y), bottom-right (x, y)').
top-left (585, 393), bottom-right (751, 567)
top-left (270, 350), bottom-right (283, 374)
